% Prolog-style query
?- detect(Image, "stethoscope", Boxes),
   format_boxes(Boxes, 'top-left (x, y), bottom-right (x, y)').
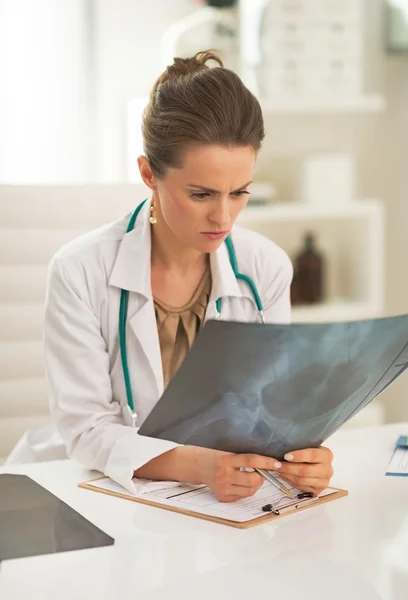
top-left (119, 199), bottom-right (266, 427)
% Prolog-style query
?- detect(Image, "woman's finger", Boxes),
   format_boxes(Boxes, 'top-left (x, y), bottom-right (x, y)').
top-left (284, 446), bottom-right (333, 464)
top-left (216, 494), bottom-right (246, 503)
top-left (227, 453), bottom-right (281, 472)
top-left (230, 483), bottom-right (262, 497)
top-left (218, 483), bottom-right (261, 500)
top-left (230, 469), bottom-right (264, 488)
top-left (279, 473), bottom-right (329, 494)
top-left (278, 461), bottom-right (333, 479)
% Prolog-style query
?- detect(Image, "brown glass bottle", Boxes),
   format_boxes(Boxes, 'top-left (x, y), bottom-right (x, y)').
top-left (292, 232), bottom-right (325, 304)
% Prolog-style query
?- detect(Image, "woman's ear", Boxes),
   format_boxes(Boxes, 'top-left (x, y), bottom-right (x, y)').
top-left (137, 156), bottom-right (157, 192)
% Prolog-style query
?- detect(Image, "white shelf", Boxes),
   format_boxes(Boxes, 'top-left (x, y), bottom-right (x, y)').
top-left (238, 199), bottom-right (385, 322)
top-left (239, 199), bottom-right (383, 224)
top-left (291, 301), bottom-right (381, 324)
top-left (261, 95), bottom-right (386, 114)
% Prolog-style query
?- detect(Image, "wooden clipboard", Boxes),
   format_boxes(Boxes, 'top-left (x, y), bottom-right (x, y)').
top-left (79, 477), bottom-right (348, 529)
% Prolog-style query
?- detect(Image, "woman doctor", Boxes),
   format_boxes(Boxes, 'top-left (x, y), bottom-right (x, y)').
top-left (44, 51), bottom-right (334, 502)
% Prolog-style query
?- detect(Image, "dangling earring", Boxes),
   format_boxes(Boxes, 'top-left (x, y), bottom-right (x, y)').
top-left (150, 196), bottom-right (157, 224)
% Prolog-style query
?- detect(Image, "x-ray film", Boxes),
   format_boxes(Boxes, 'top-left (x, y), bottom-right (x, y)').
top-left (139, 316), bottom-right (408, 459)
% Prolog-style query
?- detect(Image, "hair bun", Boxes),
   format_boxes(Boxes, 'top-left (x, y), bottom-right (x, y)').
top-left (167, 51), bottom-right (223, 79)
top-left (150, 51), bottom-right (224, 100)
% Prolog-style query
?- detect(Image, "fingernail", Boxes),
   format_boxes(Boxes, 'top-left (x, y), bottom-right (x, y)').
top-left (274, 461), bottom-right (282, 469)
top-left (284, 453), bottom-right (294, 461)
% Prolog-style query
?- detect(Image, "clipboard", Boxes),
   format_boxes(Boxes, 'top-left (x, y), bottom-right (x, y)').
top-left (79, 477), bottom-right (348, 529)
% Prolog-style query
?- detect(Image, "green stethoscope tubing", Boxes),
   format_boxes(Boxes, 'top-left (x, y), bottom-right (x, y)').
top-left (119, 199), bottom-right (265, 412)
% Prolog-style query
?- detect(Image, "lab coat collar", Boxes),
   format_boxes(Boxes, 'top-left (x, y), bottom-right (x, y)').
top-left (108, 200), bottom-right (247, 304)
top-left (108, 200), bottom-right (152, 297)
top-left (209, 241), bottom-right (244, 304)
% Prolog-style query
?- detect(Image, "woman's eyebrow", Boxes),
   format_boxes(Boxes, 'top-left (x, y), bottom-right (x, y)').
top-left (187, 181), bottom-right (253, 193)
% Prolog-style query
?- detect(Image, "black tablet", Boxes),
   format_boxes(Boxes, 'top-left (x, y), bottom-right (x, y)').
top-left (0, 474), bottom-right (113, 561)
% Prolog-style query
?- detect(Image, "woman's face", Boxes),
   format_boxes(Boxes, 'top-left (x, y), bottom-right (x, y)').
top-left (139, 144), bottom-right (256, 253)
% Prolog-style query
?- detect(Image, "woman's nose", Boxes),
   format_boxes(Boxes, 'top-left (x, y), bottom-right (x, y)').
top-left (210, 200), bottom-right (230, 227)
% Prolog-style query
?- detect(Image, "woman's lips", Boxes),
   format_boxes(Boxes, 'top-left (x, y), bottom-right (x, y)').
top-left (201, 231), bottom-right (228, 240)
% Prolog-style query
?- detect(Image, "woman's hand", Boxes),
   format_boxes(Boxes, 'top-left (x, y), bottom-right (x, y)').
top-left (275, 447), bottom-right (334, 496)
top-left (135, 445), bottom-right (334, 502)
top-left (198, 450), bottom-right (282, 502)
top-left (135, 446), bottom-right (282, 503)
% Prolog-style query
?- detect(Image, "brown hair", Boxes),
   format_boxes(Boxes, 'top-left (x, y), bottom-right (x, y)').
top-left (142, 50), bottom-right (265, 178)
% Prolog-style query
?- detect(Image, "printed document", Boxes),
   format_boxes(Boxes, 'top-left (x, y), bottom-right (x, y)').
top-left (89, 477), bottom-right (336, 523)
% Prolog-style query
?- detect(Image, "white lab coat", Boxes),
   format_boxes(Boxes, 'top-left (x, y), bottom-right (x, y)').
top-left (43, 201), bottom-right (293, 493)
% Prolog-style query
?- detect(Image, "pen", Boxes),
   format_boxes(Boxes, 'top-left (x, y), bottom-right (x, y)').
top-left (255, 468), bottom-right (295, 498)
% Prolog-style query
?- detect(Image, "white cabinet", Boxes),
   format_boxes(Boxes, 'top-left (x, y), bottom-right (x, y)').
top-left (240, 0), bottom-right (372, 102)
top-left (263, 0), bottom-right (363, 21)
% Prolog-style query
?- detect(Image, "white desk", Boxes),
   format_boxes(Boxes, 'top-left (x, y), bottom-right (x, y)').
top-left (1, 424), bottom-right (407, 600)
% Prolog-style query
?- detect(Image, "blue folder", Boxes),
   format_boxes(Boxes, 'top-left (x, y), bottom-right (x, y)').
top-left (386, 435), bottom-right (408, 477)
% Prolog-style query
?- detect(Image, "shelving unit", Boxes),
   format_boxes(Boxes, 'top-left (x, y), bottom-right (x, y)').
top-left (290, 301), bottom-right (379, 324)
top-left (238, 199), bottom-right (385, 324)
top-left (240, 199), bottom-right (383, 222)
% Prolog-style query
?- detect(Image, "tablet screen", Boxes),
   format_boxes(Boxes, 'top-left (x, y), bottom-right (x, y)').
top-left (0, 474), bottom-right (114, 561)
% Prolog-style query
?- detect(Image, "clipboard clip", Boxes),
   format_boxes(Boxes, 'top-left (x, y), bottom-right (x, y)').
top-left (262, 492), bottom-right (315, 515)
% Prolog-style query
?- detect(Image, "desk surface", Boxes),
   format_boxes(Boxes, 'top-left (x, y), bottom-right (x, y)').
top-left (1, 424), bottom-right (407, 600)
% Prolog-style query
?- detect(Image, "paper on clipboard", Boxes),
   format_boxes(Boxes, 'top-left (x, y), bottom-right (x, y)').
top-left (85, 477), bottom-right (337, 524)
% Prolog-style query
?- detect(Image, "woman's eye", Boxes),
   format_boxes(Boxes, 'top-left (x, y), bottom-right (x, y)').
top-left (191, 192), bottom-right (210, 201)
top-left (232, 191), bottom-right (250, 198)
top-left (191, 190), bottom-right (249, 200)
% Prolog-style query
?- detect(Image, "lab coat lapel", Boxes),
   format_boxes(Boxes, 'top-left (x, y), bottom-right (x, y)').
top-left (127, 296), bottom-right (164, 397)
top-left (109, 201), bottom-right (164, 397)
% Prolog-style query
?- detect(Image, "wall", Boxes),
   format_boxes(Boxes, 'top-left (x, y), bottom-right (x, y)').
top-left (92, 0), bottom-right (194, 182)
top-left (0, 0), bottom-right (91, 183)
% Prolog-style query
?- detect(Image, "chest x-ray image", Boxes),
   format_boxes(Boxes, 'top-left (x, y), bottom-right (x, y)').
top-left (139, 316), bottom-right (408, 459)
